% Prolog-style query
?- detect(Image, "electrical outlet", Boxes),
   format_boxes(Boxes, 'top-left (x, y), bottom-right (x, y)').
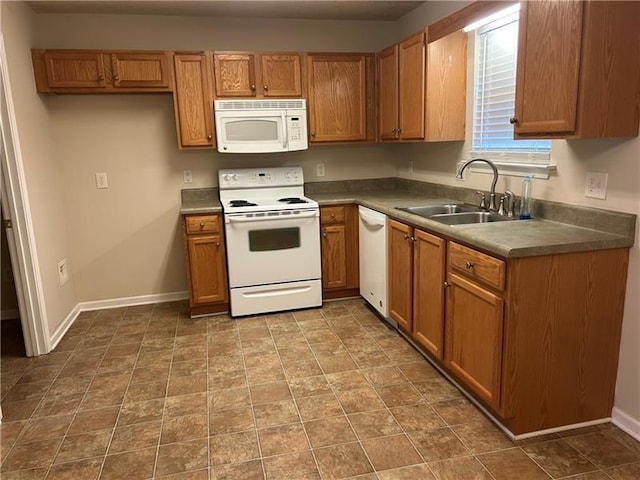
top-left (316, 163), bottom-right (325, 177)
top-left (95, 172), bottom-right (108, 189)
top-left (585, 171), bottom-right (608, 200)
top-left (183, 169), bottom-right (193, 184)
top-left (408, 160), bottom-right (414, 174)
top-left (57, 259), bottom-right (69, 286)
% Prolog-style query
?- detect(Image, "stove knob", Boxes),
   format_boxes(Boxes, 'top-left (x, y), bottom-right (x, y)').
top-left (293, 171), bottom-right (299, 179)
top-left (231, 174), bottom-right (238, 181)
top-left (222, 174), bottom-right (230, 182)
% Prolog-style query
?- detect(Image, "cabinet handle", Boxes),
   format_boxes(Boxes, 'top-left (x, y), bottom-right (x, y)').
top-left (113, 76), bottom-right (119, 81)
top-left (207, 134), bottom-right (212, 141)
top-left (465, 261), bottom-right (474, 269)
top-left (509, 117), bottom-right (518, 125)
top-left (443, 281), bottom-right (450, 288)
top-left (250, 84), bottom-right (256, 90)
top-left (98, 74), bottom-right (105, 81)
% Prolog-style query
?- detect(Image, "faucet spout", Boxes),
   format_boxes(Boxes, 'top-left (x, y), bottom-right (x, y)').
top-left (456, 158), bottom-right (499, 211)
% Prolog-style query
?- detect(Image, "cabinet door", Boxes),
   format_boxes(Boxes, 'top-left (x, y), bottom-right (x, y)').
top-left (378, 45), bottom-right (399, 140)
top-left (513, 0), bottom-right (583, 135)
top-left (399, 32), bottom-right (425, 140)
top-left (111, 52), bottom-right (171, 89)
top-left (445, 272), bottom-right (503, 409)
top-left (187, 234), bottom-right (228, 305)
top-left (43, 51), bottom-right (106, 88)
top-left (388, 220), bottom-right (413, 332)
top-left (260, 54), bottom-right (302, 97)
top-left (425, 30), bottom-right (467, 141)
top-left (413, 229), bottom-right (445, 359)
top-left (173, 54), bottom-right (214, 149)
top-left (307, 54), bottom-right (367, 142)
top-left (213, 54), bottom-right (257, 97)
top-left (321, 225), bottom-right (347, 289)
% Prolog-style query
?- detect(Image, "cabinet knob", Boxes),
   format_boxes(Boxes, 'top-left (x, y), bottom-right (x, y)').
top-left (509, 117), bottom-right (518, 125)
top-left (322, 228), bottom-right (327, 238)
top-left (398, 128), bottom-right (402, 133)
top-left (443, 281), bottom-right (450, 288)
top-left (207, 134), bottom-right (212, 141)
top-left (403, 234), bottom-right (409, 240)
top-left (216, 242), bottom-right (221, 247)
top-left (263, 85), bottom-right (268, 90)
top-left (392, 128), bottom-right (397, 133)
top-left (98, 74), bottom-right (105, 81)
top-left (250, 84), bottom-right (256, 90)
top-left (199, 222), bottom-right (205, 228)
top-left (465, 261), bottom-right (474, 269)
top-left (330, 213), bottom-right (336, 218)
top-left (113, 76), bottom-right (119, 81)
top-left (310, 131), bottom-right (316, 137)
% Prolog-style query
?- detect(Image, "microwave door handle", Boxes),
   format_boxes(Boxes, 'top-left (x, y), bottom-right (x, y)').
top-left (281, 112), bottom-right (288, 150)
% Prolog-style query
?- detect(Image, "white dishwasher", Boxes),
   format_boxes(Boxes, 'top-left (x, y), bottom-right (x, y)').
top-left (358, 206), bottom-right (392, 323)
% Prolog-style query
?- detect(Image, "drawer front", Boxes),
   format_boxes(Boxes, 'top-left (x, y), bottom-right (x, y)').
top-left (321, 206), bottom-right (345, 225)
top-left (448, 242), bottom-right (505, 291)
top-left (185, 214), bottom-right (220, 234)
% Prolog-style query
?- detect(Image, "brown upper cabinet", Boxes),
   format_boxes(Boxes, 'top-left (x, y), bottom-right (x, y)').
top-left (172, 53), bottom-right (215, 150)
top-left (378, 32), bottom-right (426, 141)
top-left (513, 0), bottom-right (640, 138)
top-left (377, 28), bottom-right (466, 143)
top-left (212, 52), bottom-right (303, 98)
top-left (306, 53), bottom-right (376, 143)
top-left (32, 50), bottom-right (173, 93)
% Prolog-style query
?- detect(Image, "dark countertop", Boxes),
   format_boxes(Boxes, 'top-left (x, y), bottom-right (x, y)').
top-left (179, 186), bottom-right (635, 259)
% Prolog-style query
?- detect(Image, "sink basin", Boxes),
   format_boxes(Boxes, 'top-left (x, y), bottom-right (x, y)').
top-left (430, 211), bottom-right (513, 226)
top-left (397, 204), bottom-right (482, 218)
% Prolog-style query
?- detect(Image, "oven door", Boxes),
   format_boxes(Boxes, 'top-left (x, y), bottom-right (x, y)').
top-left (214, 110), bottom-right (288, 153)
top-left (224, 210), bottom-right (321, 288)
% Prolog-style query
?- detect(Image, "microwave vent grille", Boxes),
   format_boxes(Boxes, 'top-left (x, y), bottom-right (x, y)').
top-left (215, 99), bottom-right (306, 111)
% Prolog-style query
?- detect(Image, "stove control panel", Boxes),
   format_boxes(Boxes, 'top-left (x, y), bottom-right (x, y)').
top-left (219, 167), bottom-right (304, 189)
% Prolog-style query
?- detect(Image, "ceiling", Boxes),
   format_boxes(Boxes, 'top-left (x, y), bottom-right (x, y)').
top-left (26, 1), bottom-right (427, 21)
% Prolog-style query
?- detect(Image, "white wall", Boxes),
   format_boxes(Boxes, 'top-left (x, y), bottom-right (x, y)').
top-left (395, 0), bottom-right (640, 427)
top-left (0, 2), bottom-right (77, 335)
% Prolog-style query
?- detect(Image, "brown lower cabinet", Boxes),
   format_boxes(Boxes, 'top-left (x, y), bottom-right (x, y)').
top-left (320, 205), bottom-right (359, 299)
top-left (182, 214), bottom-right (229, 316)
top-left (388, 218), bottom-right (629, 435)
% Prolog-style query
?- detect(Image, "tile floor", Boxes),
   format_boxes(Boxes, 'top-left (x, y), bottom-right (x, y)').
top-left (1, 299), bottom-right (639, 479)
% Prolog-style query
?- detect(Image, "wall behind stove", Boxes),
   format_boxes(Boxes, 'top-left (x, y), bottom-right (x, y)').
top-left (36, 11), bottom-right (399, 302)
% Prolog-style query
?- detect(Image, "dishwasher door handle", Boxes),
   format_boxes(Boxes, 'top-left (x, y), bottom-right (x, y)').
top-left (360, 212), bottom-right (385, 228)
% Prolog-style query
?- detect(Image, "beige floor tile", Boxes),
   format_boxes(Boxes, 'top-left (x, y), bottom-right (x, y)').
top-left (54, 430), bottom-right (111, 463)
top-left (377, 464), bottom-right (436, 479)
top-left (606, 462), bottom-right (640, 480)
top-left (250, 381), bottom-right (292, 405)
top-left (348, 410), bottom-right (403, 440)
top-left (100, 446), bottom-right (157, 480)
top-left (118, 398), bottom-right (165, 426)
top-left (325, 370), bottom-right (370, 392)
top-left (566, 432), bottom-right (640, 468)
top-left (451, 420), bottom-right (514, 454)
top-left (429, 456), bottom-right (493, 480)
top-left (316, 353), bottom-right (358, 374)
top-left (165, 393), bottom-right (208, 418)
top-left (523, 439), bottom-right (598, 478)
top-left (304, 415), bottom-right (356, 448)
top-left (209, 386), bottom-right (251, 411)
top-left (161, 413), bottom-right (209, 444)
top-left (389, 403), bottom-right (446, 432)
top-left (1, 438), bottom-right (62, 471)
top-left (258, 423), bottom-right (310, 456)
top-left (408, 427), bottom-right (470, 462)
top-left (209, 405), bottom-right (255, 435)
top-left (288, 375), bottom-right (332, 398)
top-left (431, 397), bottom-right (486, 426)
top-left (314, 442), bottom-right (374, 479)
top-left (209, 431), bottom-right (260, 466)
top-left (254, 400), bottom-right (300, 429)
top-left (477, 447), bottom-right (551, 480)
top-left (124, 379), bottom-right (167, 403)
top-left (262, 450), bottom-right (319, 480)
top-left (295, 393), bottom-right (344, 421)
top-left (16, 414), bottom-right (73, 444)
top-left (156, 438), bottom-right (209, 476)
top-left (46, 457), bottom-right (103, 480)
top-left (167, 371), bottom-right (207, 396)
top-left (67, 406), bottom-right (120, 434)
top-left (362, 366), bottom-right (406, 388)
top-left (362, 434), bottom-right (423, 471)
top-left (109, 420), bottom-right (162, 453)
top-left (337, 387), bottom-right (385, 414)
top-left (213, 459), bottom-right (265, 480)
top-left (375, 382), bottom-right (424, 408)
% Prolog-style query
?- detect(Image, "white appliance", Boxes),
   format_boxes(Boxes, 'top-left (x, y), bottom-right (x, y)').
top-left (214, 99), bottom-right (308, 153)
top-left (359, 206), bottom-right (393, 324)
top-left (219, 166), bottom-right (321, 317)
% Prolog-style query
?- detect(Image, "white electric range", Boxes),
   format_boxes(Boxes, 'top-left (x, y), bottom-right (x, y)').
top-left (219, 167), bottom-right (322, 317)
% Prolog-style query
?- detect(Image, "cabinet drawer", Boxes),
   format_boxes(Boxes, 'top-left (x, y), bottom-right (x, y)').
top-left (321, 206), bottom-right (345, 224)
top-left (448, 242), bottom-right (505, 291)
top-left (185, 215), bottom-right (220, 234)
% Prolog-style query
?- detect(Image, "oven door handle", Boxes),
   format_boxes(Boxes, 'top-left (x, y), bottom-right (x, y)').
top-left (227, 211), bottom-right (318, 223)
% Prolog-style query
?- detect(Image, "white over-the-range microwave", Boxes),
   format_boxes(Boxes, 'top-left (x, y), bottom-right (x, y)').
top-left (213, 99), bottom-right (308, 153)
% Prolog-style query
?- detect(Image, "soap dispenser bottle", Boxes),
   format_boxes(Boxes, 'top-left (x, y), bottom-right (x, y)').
top-left (519, 176), bottom-right (532, 220)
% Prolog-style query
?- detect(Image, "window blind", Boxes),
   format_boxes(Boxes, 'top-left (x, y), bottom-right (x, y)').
top-left (472, 12), bottom-right (551, 163)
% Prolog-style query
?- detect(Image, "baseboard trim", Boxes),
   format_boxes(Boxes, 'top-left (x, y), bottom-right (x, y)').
top-left (612, 407), bottom-right (640, 441)
top-left (49, 304), bottom-right (81, 351)
top-left (1, 308), bottom-right (20, 320)
top-left (47, 291), bottom-right (189, 353)
top-left (77, 291), bottom-right (189, 312)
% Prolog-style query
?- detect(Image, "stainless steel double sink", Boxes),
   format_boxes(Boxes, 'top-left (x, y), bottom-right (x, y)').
top-left (397, 204), bottom-right (516, 226)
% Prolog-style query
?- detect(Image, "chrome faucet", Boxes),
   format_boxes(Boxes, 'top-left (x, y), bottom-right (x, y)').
top-left (456, 158), bottom-right (499, 211)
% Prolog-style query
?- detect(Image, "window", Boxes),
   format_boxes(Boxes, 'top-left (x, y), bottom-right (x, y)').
top-left (470, 7), bottom-right (552, 175)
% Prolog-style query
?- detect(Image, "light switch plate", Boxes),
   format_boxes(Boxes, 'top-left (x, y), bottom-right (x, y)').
top-left (57, 259), bottom-right (68, 286)
top-left (585, 171), bottom-right (607, 200)
top-left (95, 172), bottom-right (108, 189)
top-left (316, 163), bottom-right (325, 177)
top-left (183, 169), bottom-right (193, 184)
